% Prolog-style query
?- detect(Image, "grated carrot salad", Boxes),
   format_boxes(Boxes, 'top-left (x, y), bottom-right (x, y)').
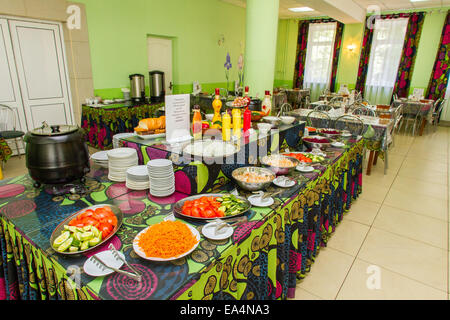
top-left (137, 220), bottom-right (198, 258)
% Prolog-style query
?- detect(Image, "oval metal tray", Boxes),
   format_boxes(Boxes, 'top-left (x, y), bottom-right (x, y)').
top-left (173, 193), bottom-right (251, 222)
top-left (49, 204), bottom-right (123, 256)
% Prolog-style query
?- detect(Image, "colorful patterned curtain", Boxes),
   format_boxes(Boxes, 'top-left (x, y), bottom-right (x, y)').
top-left (426, 10), bottom-right (450, 101)
top-left (355, 12), bottom-right (425, 99)
top-left (293, 19), bottom-right (344, 92)
top-left (392, 12), bottom-right (425, 99)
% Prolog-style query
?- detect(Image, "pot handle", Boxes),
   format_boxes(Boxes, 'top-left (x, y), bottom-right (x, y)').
top-left (51, 125), bottom-right (60, 133)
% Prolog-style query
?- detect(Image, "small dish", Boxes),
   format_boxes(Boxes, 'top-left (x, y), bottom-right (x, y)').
top-left (331, 141), bottom-right (346, 148)
top-left (247, 194), bottom-right (274, 207)
top-left (257, 122), bottom-right (272, 133)
top-left (202, 222), bottom-right (234, 241)
top-left (280, 116), bottom-right (295, 125)
top-left (84, 250), bottom-right (125, 277)
top-left (296, 165), bottom-right (314, 173)
top-left (273, 176), bottom-right (296, 188)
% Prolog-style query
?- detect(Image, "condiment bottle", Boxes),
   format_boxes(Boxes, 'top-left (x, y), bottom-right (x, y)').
top-left (243, 105), bottom-right (251, 135)
top-left (243, 86), bottom-right (251, 107)
top-left (222, 111), bottom-right (231, 141)
top-left (232, 108), bottom-right (241, 139)
top-left (261, 90), bottom-right (272, 115)
top-left (192, 107), bottom-right (202, 140)
top-left (212, 88), bottom-right (222, 128)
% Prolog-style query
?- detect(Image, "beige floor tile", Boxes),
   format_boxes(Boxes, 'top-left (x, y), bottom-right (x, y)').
top-left (345, 198), bottom-right (381, 226)
top-left (400, 158), bottom-right (447, 174)
top-left (391, 176), bottom-right (448, 201)
top-left (336, 259), bottom-right (448, 300)
top-left (327, 220), bottom-right (370, 256)
top-left (359, 181), bottom-right (390, 204)
top-left (373, 205), bottom-right (447, 249)
top-left (405, 151), bottom-right (448, 165)
top-left (363, 170), bottom-right (398, 188)
top-left (383, 188), bottom-right (447, 221)
top-left (296, 247), bottom-right (354, 300)
top-left (358, 228), bottom-right (448, 292)
top-left (397, 164), bottom-right (447, 185)
top-left (291, 288), bottom-right (323, 300)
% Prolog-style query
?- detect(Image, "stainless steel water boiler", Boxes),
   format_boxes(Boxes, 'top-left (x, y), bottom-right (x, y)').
top-left (149, 71), bottom-right (165, 102)
top-left (129, 74), bottom-right (146, 103)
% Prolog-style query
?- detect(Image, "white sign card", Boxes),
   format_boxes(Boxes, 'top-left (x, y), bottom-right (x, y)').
top-left (165, 94), bottom-right (192, 143)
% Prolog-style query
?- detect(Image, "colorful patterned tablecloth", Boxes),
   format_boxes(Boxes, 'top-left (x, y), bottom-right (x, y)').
top-left (80, 103), bottom-right (164, 150)
top-left (0, 138), bottom-right (12, 163)
top-left (0, 139), bottom-right (363, 300)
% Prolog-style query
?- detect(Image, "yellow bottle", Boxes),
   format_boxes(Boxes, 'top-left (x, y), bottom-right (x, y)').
top-left (222, 111), bottom-right (231, 141)
top-left (212, 88), bottom-right (222, 128)
top-left (232, 108), bottom-right (241, 139)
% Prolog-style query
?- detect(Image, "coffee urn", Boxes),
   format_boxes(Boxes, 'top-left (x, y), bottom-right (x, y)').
top-left (129, 74), bottom-right (146, 103)
top-left (149, 71), bottom-right (165, 102)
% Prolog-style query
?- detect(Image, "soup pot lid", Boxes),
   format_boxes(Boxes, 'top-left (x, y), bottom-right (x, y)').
top-left (30, 122), bottom-right (79, 136)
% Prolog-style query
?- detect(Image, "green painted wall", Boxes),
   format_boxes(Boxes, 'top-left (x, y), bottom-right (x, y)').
top-left (274, 8), bottom-right (449, 96)
top-left (76, 0), bottom-right (246, 98)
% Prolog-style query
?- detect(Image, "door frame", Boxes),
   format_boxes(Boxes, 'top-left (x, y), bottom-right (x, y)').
top-left (146, 34), bottom-right (175, 95)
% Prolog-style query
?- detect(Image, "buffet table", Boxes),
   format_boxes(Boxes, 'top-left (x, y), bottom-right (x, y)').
top-left (0, 130), bottom-right (363, 300)
top-left (81, 103), bottom-right (164, 150)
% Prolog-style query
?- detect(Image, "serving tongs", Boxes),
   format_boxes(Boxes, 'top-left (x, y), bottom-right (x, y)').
top-left (108, 244), bottom-right (142, 282)
top-left (207, 216), bottom-right (248, 235)
top-left (91, 250), bottom-right (141, 282)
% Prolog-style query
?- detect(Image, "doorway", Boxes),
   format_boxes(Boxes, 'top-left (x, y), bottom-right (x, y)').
top-left (147, 36), bottom-right (173, 95)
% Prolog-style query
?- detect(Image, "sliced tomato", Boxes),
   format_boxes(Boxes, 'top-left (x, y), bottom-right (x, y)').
top-left (105, 215), bottom-right (118, 227)
top-left (98, 223), bottom-right (113, 238)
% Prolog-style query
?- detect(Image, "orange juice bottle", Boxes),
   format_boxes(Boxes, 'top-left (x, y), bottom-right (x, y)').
top-left (192, 107), bottom-right (202, 140)
top-left (212, 88), bottom-right (222, 128)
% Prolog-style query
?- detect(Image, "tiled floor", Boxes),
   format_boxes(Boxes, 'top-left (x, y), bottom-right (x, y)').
top-left (293, 126), bottom-right (450, 300)
top-left (1, 129), bottom-right (449, 300)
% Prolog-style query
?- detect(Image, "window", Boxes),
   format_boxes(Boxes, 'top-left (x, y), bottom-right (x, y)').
top-left (365, 18), bottom-right (408, 104)
top-left (303, 22), bottom-right (337, 101)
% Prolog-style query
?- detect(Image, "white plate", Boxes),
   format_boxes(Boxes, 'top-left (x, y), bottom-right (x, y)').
top-left (202, 222), bottom-right (234, 241)
top-left (107, 148), bottom-right (137, 159)
top-left (296, 165), bottom-right (314, 173)
top-left (127, 165), bottom-right (149, 177)
top-left (331, 142), bottom-right (346, 148)
top-left (247, 195), bottom-right (274, 207)
top-left (83, 250), bottom-right (125, 277)
top-left (135, 132), bottom-right (166, 140)
top-left (147, 159), bottom-right (173, 168)
top-left (91, 151), bottom-right (109, 161)
top-left (133, 223), bottom-right (200, 261)
top-left (341, 133), bottom-right (352, 137)
top-left (273, 177), bottom-right (296, 188)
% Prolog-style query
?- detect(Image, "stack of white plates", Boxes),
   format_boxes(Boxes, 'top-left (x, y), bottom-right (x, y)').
top-left (113, 133), bottom-right (136, 149)
top-left (107, 148), bottom-right (138, 182)
top-left (126, 165), bottom-right (150, 190)
top-left (147, 159), bottom-right (175, 197)
top-left (90, 151), bottom-right (109, 168)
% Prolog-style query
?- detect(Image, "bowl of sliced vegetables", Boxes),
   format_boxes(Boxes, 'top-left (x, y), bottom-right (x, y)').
top-left (232, 166), bottom-right (276, 191)
top-left (173, 193), bottom-right (251, 221)
top-left (50, 204), bottom-right (123, 255)
top-left (302, 136), bottom-right (331, 150)
top-left (260, 154), bottom-right (300, 175)
top-left (282, 152), bottom-right (325, 164)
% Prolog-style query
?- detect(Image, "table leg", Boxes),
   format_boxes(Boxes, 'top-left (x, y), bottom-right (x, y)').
top-left (366, 150), bottom-right (374, 176)
top-left (372, 151), bottom-right (379, 166)
top-left (419, 118), bottom-right (426, 136)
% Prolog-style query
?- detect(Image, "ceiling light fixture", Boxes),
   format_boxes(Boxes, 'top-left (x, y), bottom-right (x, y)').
top-left (288, 7), bottom-right (314, 12)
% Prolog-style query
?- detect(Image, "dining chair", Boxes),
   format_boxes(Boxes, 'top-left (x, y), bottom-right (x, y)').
top-left (305, 109), bottom-right (332, 128)
top-left (431, 99), bottom-right (445, 131)
top-left (398, 102), bottom-right (422, 136)
top-left (314, 104), bottom-right (333, 112)
top-left (0, 104), bottom-right (25, 163)
top-left (351, 106), bottom-right (377, 117)
top-left (333, 114), bottom-right (365, 137)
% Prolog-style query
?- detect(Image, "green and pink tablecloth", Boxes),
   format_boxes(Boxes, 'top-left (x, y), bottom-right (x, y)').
top-left (0, 138), bottom-right (12, 163)
top-left (0, 139), bottom-right (363, 300)
top-left (81, 103), bottom-right (164, 150)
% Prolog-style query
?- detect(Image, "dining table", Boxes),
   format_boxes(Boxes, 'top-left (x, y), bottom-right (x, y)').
top-left (80, 102), bottom-right (164, 150)
top-left (392, 98), bottom-right (435, 136)
top-left (0, 133), bottom-right (364, 300)
top-left (289, 108), bottom-right (394, 176)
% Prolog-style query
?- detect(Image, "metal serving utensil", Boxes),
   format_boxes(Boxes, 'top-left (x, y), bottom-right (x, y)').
top-left (91, 254), bottom-right (142, 282)
top-left (108, 244), bottom-right (142, 281)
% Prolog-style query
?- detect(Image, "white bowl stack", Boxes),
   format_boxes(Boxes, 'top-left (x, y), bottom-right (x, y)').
top-left (146, 159), bottom-right (175, 197)
top-left (112, 132), bottom-right (136, 149)
top-left (126, 165), bottom-right (150, 190)
top-left (107, 148), bottom-right (138, 182)
top-left (90, 150), bottom-right (109, 168)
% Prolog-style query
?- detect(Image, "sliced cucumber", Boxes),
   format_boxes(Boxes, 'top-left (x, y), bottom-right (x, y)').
top-left (80, 231), bottom-right (94, 241)
top-left (69, 246), bottom-right (79, 252)
top-left (57, 237), bottom-right (73, 252)
top-left (91, 226), bottom-right (100, 238)
top-left (88, 236), bottom-right (101, 247)
top-left (53, 231), bottom-right (71, 248)
top-left (80, 240), bottom-right (89, 251)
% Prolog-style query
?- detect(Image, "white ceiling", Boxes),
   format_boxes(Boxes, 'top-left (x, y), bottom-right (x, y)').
top-left (221, 0), bottom-right (450, 20)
